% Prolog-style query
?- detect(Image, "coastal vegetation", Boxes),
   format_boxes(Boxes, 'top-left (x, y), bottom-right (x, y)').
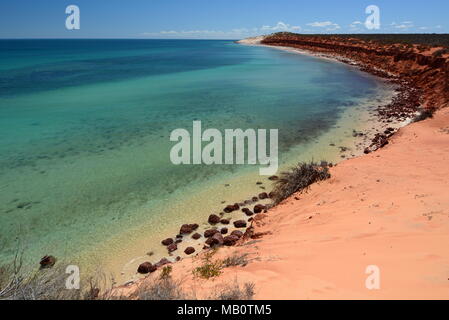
top-left (271, 162), bottom-right (331, 204)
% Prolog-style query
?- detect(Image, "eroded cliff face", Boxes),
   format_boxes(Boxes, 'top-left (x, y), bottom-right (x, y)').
top-left (261, 34), bottom-right (449, 109)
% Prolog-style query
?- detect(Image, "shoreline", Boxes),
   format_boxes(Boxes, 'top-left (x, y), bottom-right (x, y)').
top-left (109, 35), bottom-right (448, 297)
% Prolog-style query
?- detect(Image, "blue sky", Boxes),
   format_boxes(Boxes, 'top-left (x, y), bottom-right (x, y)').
top-left (0, 0), bottom-right (447, 39)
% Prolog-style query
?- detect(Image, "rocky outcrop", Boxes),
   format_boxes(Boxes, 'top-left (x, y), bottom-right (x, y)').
top-left (261, 33), bottom-right (449, 110)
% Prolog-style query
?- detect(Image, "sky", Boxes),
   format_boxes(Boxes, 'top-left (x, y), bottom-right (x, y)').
top-left (0, 0), bottom-right (447, 39)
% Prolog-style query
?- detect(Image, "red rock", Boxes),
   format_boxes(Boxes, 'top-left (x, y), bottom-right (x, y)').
top-left (254, 204), bottom-right (266, 214)
top-left (161, 238), bottom-right (174, 246)
top-left (208, 214), bottom-right (221, 224)
top-left (223, 235), bottom-right (239, 246)
top-left (167, 243), bottom-right (177, 252)
top-left (179, 223), bottom-right (199, 234)
top-left (192, 232), bottom-right (201, 240)
top-left (231, 230), bottom-right (244, 238)
top-left (233, 220), bottom-right (247, 228)
top-left (137, 262), bottom-right (157, 274)
top-left (258, 192), bottom-right (269, 200)
top-left (204, 229), bottom-right (219, 238)
top-left (184, 247), bottom-right (195, 255)
top-left (224, 203), bottom-right (240, 213)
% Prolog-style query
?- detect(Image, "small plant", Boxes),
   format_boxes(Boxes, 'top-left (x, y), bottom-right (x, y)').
top-left (159, 265), bottom-right (173, 280)
top-left (222, 253), bottom-right (249, 268)
top-left (136, 277), bottom-right (188, 300)
top-left (210, 280), bottom-right (256, 300)
top-left (193, 260), bottom-right (223, 279)
top-left (271, 162), bottom-right (331, 204)
top-left (413, 107), bottom-right (436, 122)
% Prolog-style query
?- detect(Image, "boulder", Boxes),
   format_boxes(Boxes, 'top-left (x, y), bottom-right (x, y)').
top-left (220, 219), bottom-right (230, 225)
top-left (223, 235), bottom-right (239, 246)
top-left (204, 229), bottom-right (219, 238)
top-left (254, 204), bottom-right (266, 214)
top-left (233, 220), bottom-right (247, 228)
top-left (179, 223), bottom-right (199, 234)
top-left (167, 243), bottom-right (178, 253)
top-left (231, 230), bottom-right (244, 238)
top-left (137, 262), bottom-right (157, 274)
top-left (184, 247), bottom-right (195, 255)
top-left (208, 214), bottom-right (221, 225)
top-left (39, 255), bottom-right (56, 269)
top-left (192, 232), bottom-right (202, 240)
top-left (161, 238), bottom-right (174, 246)
top-left (224, 203), bottom-right (240, 213)
top-left (258, 192), bottom-right (269, 200)
top-left (205, 232), bottom-right (224, 246)
top-left (242, 208), bottom-right (254, 216)
top-left (220, 227), bottom-right (228, 234)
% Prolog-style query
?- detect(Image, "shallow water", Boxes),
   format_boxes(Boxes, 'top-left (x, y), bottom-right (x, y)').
top-left (0, 40), bottom-right (390, 275)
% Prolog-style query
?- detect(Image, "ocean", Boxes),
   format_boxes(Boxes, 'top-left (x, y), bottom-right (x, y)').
top-left (0, 39), bottom-right (392, 280)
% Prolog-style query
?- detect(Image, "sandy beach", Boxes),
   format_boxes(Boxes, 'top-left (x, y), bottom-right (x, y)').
top-left (113, 34), bottom-right (449, 300)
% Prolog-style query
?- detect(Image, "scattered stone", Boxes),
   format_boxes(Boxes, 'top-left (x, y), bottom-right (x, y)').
top-left (167, 243), bottom-right (178, 253)
top-left (161, 238), bottom-right (174, 246)
top-left (231, 230), bottom-right (244, 238)
top-left (179, 224), bottom-right (199, 234)
top-left (242, 208), bottom-right (254, 216)
top-left (192, 233), bottom-right (201, 240)
top-left (204, 229), bottom-right (220, 238)
top-left (258, 192), bottom-right (268, 200)
top-left (224, 203), bottom-right (240, 213)
top-left (268, 176), bottom-right (279, 181)
top-left (137, 262), bottom-right (157, 274)
top-left (208, 214), bottom-right (221, 225)
top-left (220, 227), bottom-right (228, 234)
top-left (223, 235), bottom-right (239, 246)
top-left (184, 247), bottom-right (195, 255)
top-left (233, 220), bottom-right (247, 228)
top-left (39, 255), bottom-right (56, 269)
top-left (220, 219), bottom-right (230, 225)
top-left (254, 204), bottom-right (266, 214)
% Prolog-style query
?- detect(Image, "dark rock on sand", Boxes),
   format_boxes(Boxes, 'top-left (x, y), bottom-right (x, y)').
top-left (208, 214), bottom-right (221, 225)
top-left (220, 227), bottom-right (228, 234)
top-left (258, 192), bottom-right (269, 200)
top-left (233, 220), bottom-right (247, 228)
top-left (184, 247), bottom-right (195, 255)
top-left (223, 235), bottom-right (239, 246)
top-left (231, 230), bottom-right (244, 238)
top-left (192, 233), bottom-right (202, 240)
top-left (204, 229), bottom-right (220, 238)
top-left (161, 238), bottom-right (174, 246)
top-left (268, 176), bottom-right (279, 181)
top-left (224, 203), bottom-right (240, 213)
top-left (137, 262), bottom-right (157, 274)
top-left (40, 255), bottom-right (56, 269)
top-left (167, 243), bottom-right (178, 253)
top-left (220, 219), bottom-right (230, 225)
top-left (206, 233), bottom-right (224, 247)
top-left (242, 208), bottom-right (254, 216)
top-left (254, 204), bottom-right (266, 214)
top-left (179, 224), bottom-right (199, 234)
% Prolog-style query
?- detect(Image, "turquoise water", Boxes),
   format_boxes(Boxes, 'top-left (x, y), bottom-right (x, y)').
top-left (0, 40), bottom-right (386, 269)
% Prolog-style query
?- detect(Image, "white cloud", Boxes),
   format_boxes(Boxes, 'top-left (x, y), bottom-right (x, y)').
top-left (307, 21), bottom-right (340, 31)
top-left (261, 21), bottom-right (301, 32)
top-left (141, 21), bottom-right (302, 39)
